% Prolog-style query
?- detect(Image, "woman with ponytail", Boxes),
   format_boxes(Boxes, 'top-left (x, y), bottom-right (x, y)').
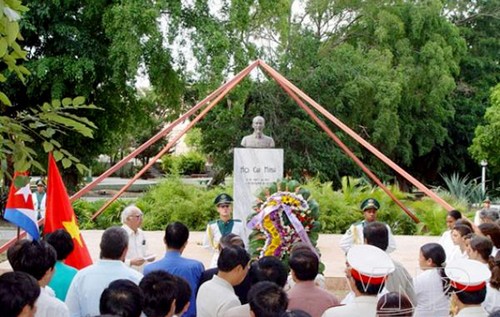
top-left (413, 243), bottom-right (451, 317)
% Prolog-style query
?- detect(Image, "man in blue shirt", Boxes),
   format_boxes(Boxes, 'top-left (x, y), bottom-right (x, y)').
top-left (144, 222), bottom-right (204, 317)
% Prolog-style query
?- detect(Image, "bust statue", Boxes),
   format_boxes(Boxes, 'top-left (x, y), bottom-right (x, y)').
top-left (241, 116), bottom-right (275, 148)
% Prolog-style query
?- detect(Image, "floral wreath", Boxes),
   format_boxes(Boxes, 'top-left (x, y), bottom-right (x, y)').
top-left (247, 179), bottom-right (321, 266)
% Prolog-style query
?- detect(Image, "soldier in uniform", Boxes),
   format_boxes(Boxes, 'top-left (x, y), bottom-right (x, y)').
top-left (475, 197), bottom-right (493, 225)
top-left (339, 198), bottom-right (396, 253)
top-left (32, 179), bottom-right (47, 220)
top-left (203, 193), bottom-right (247, 267)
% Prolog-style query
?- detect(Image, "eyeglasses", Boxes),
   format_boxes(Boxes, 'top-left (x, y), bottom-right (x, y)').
top-left (129, 214), bottom-right (143, 219)
top-left (218, 204), bottom-right (231, 209)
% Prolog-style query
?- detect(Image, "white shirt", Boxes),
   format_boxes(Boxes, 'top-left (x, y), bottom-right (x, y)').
top-left (203, 220), bottom-right (247, 268)
top-left (36, 286), bottom-right (69, 317)
top-left (413, 269), bottom-right (450, 317)
top-left (482, 284), bottom-right (500, 314)
top-left (224, 303), bottom-right (250, 317)
top-left (339, 221), bottom-right (396, 253)
top-left (448, 246), bottom-right (468, 263)
top-left (322, 296), bottom-right (378, 317)
top-left (438, 230), bottom-right (459, 260)
top-left (65, 260), bottom-right (143, 317)
top-left (196, 275), bottom-right (241, 317)
top-left (32, 192), bottom-right (47, 218)
top-left (456, 306), bottom-right (488, 317)
top-left (122, 225), bottom-right (148, 272)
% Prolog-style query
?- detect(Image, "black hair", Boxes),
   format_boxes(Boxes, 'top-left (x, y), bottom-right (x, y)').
top-left (100, 279), bottom-right (143, 317)
top-left (455, 219), bottom-right (473, 232)
top-left (353, 279), bottom-right (385, 295)
top-left (164, 222), bottom-right (189, 250)
top-left (139, 271), bottom-right (177, 317)
top-left (376, 292), bottom-right (414, 317)
top-left (453, 224), bottom-right (472, 237)
top-left (479, 223), bottom-right (500, 248)
top-left (250, 256), bottom-right (288, 287)
top-left (363, 222), bottom-right (389, 251)
top-left (280, 310), bottom-right (312, 317)
top-left (448, 210), bottom-right (462, 220)
top-left (217, 246), bottom-right (250, 272)
top-left (248, 281), bottom-right (288, 317)
top-left (420, 243), bottom-right (451, 295)
top-left (173, 276), bottom-right (191, 315)
top-left (100, 227), bottom-right (128, 260)
top-left (470, 235), bottom-right (493, 264)
top-left (454, 287), bottom-right (486, 305)
top-left (0, 271), bottom-right (41, 317)
top-left (480, 209), bottom-right (500, 222)
top-left (7, 239), bottom-right (57, 281)
top-left (45, 229), bottom-right (75, 260)
top-left (219, 233), bottom-right (245, 250)
top-left (289, 249), bottom-right (318, 281)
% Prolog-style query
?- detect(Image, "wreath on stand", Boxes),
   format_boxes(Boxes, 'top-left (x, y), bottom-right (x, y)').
top-left (247, 179), bottom-right (322, 270)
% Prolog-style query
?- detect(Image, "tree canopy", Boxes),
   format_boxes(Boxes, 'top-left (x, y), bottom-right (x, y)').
top-left (0, 1), bottom-right (96, 184)
top-left (176, 0), bottom-right (470, 186)
top-left (2, 0), bottom-right (183, 186)
top-left (4, 0), bottom-right (500, 192)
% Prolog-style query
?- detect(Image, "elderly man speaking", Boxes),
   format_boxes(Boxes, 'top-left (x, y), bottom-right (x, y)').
top-left (121, 205), bottom-right (155, 272)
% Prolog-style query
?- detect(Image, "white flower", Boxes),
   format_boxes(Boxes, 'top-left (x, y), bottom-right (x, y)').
top-left (3, 7), bottom-right (21, 22)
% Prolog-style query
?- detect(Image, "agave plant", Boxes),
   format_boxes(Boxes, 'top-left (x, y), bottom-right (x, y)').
top-left (438, 173), bottom-right (485, 207)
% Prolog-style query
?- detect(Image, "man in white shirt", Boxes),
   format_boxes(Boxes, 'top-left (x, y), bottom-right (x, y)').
top-left (121, 205), bottom-right (154, 272)
top-left (197, 246), bottom-right (250, 317)
top-left (65, 226), bottom-right (143, 317)
top-left (7, 239), bottom-right (69, 317)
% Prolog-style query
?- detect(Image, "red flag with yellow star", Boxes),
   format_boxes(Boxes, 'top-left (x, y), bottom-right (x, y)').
top-left (44, 152), bottom-right (92, 269)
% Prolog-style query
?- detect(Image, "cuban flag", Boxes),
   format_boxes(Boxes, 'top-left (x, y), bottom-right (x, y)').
top-left (4, 172), bottom-right (40, 240)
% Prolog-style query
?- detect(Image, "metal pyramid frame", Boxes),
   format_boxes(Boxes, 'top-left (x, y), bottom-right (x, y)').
top-left (74, 60), bottom-right (454, 221)
top-left (0, 60), bottom-right (457, 254)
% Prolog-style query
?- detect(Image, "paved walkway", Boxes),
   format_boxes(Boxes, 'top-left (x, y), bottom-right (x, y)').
top-left (0, 230), bottom-right (439, 281)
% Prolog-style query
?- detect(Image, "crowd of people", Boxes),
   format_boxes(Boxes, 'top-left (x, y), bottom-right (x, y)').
top-left (1, 194), bottom-right (500, 317)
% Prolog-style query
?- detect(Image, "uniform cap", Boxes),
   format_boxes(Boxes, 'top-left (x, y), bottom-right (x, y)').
top-left (214, 193), bottom-right (233, 205)
top-left (347, 245), bottom-right (394, 285)
top-left (445, 259), bottom-right (491, 292)
top-left (36, 179), bottom-right (46, 187)
top-left (360, 198), bottom-right (380, 211)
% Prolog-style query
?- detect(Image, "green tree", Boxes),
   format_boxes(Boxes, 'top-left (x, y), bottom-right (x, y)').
top-left (3, 0), bottom-right (183, 187)
top-left (182, 0), bottom-right (466, 185)
top-left (441, 0), bottom-right (500, 180)
top-left (470, 84), bottom-right (500, 171)
top-left (0, 1), bottom-right (96, 183)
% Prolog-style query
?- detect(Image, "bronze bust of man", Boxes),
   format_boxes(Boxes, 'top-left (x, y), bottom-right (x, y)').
top-left (241, 116), bottom-right (275, 148)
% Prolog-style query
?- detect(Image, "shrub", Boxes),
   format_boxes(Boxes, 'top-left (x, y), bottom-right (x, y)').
top-left (73, 199), bottom-right (129, 229)
top-left (161, 151), bottom-right (205, 175)
top-left (137, 177), bottom-right (228, 230)
top-left (72, 176), bottom-right (469, 236)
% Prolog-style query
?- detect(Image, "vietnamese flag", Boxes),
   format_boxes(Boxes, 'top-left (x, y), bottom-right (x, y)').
top-left (44, 152), bottom-right (92, 269)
